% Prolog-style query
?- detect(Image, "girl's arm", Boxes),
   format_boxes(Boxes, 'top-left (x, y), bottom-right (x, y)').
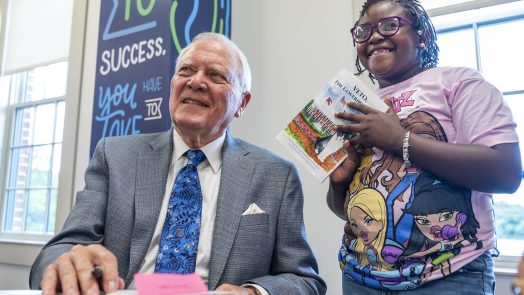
top-left (327, 142), bottom-right (360, 219)
top-left (336, 102), bottom-right (521, 193)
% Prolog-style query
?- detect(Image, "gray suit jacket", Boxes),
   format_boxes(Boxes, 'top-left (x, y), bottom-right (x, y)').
top-left (30, 129), bottom-right (326, 294)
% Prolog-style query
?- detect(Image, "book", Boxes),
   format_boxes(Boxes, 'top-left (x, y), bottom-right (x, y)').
top-left (276, 69), bottom-right (388, 182)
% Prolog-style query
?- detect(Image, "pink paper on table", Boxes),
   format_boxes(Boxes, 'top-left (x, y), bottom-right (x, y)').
top-left (134, 273), bottom-right (208, 295)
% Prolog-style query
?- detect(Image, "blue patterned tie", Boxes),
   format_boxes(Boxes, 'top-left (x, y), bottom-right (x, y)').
top-left (155, 149), bottom-right (206, 273)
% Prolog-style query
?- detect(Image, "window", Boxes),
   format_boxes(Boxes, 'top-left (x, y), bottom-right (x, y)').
top-left (432, 2), bottom-right (524, 257)
top-left (0, 0), bottom-right (74, 245)
top-left (0, 62), bottom-right (67, 237)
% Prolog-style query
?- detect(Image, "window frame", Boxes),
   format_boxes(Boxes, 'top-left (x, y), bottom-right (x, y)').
top-left (0, 96), bottom-right (65, 237)
top-left (0, 0), bottom-right (87, 267)
top-left (430, 4), bottom-right (524, 274)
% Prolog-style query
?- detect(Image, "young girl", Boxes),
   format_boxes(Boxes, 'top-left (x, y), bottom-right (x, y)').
top-left (326, 0), bottom-right (522, 293)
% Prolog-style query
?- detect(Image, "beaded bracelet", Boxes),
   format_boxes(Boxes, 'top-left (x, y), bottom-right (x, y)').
top-left (402, 131), bottom-right (411, 167)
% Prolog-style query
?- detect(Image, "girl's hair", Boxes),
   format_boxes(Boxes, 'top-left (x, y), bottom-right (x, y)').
top-left (177, 32), bottom-right (252, 93)
top-left (354, 0), bottom-right (439, 82)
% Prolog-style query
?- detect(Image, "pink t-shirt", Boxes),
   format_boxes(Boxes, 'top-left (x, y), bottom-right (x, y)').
top-left (339, 67), bottom-right (518, 290)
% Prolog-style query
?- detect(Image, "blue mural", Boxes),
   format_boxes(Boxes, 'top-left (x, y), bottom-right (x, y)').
top-left (90, 0), bottom-right (231, 156)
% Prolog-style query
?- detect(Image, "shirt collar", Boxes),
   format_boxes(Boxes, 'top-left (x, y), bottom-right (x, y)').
top-left (171, 129), bottom-right (225, 174)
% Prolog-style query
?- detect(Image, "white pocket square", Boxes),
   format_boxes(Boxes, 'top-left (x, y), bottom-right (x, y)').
top-left (242, 203), bottom-right (266, 215)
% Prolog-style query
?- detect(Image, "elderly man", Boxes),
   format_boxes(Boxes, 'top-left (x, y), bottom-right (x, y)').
top-left (30, 32), bottom-right (326, 295)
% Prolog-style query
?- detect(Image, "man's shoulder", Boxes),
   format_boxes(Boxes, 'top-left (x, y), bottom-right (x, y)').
top-left (231, 136), bottom-right (293, 167)
top-left (102, 130), bottom-right (168, 147)
top-left (94, 130), bottom-right (171, 159)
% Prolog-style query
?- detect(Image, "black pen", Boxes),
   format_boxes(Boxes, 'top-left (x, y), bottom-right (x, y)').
top-left (92, 265), bottom-right (103, 279)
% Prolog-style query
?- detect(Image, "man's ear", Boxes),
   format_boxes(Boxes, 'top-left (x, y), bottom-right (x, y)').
top-left (235, 91), bottom-right (251, 117)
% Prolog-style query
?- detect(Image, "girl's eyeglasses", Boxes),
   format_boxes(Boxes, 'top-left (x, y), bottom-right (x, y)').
top-left (351, 16), bottom-right (413, 43)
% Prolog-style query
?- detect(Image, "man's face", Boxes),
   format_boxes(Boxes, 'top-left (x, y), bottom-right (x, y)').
top-left (169, 39), bottom-right (248, 144)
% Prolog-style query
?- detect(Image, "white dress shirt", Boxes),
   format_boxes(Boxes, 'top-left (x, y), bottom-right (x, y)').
top-left (136, 129), bottom-right (224, 282)
top-left (133, 130), bottom-right (267, 294)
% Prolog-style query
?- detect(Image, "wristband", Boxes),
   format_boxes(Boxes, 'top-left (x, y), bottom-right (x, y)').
top-left (402, 131), bottom-right (411, 167)
top-left (245, 286), bottom-right (263, 295)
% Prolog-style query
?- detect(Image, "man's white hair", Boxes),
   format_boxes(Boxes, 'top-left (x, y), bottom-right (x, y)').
top-left (175, 32), bottom-right (252, 94)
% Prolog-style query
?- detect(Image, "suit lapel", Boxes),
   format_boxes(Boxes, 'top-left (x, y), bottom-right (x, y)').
top-left (125, 130), bottom-right (172, 283)
top-left (208, 133), bottom-right (255, 290)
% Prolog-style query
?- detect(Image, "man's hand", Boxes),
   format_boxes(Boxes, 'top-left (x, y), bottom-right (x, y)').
top-left (40, 244), bottom-right (124, 295)
top-left (216, 283), bottom-right (256, 295)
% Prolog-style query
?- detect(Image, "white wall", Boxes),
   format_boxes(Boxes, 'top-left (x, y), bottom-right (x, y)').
top-left (0, 264), bottom-right (31, 289)
top-left (228, 1), bottom-right (353, 293)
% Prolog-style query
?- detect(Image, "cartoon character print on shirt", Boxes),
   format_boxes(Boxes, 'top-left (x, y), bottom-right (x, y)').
top-left (347, 188), bottom-right (392, 272)
top-left (340, 188), bottom-right (411, 290)
top-left (340, 187), bottom-right (427, 291)
top-left (380, 110), bottom-right (450, 266)
top-left (339, 89), bottom-right (481, 290)
top-left (346, 110), bottom-right (449, 265)
top-left (399, 172), bottom-right (481, 282)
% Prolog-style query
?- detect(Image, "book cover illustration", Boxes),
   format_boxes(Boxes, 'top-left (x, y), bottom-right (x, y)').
top-left (276, 69), bottom-right (388, 182)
